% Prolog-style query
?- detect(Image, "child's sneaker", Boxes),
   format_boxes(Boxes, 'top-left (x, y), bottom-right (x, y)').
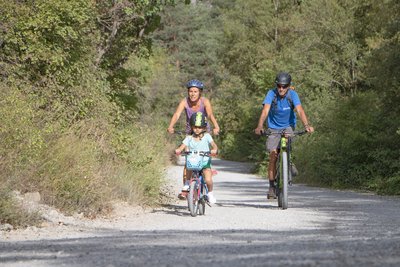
top-left (207, 192), bottom-right (217, 204)
top-left (181, 184), bottom-right (189, 192)
top-left (178, 184), bottom-right (190, 200)
top-left (178, 192), bottom-right (187, 200)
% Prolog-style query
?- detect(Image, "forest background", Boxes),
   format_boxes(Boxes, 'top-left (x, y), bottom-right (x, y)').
top-left (1, 0), bottom-right (399, 226)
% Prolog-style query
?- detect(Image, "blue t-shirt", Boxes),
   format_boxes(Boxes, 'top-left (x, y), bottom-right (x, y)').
top-left (183, 133), bottom-right (213, 165)
top-left (262, 89), bottom-right (301, 129)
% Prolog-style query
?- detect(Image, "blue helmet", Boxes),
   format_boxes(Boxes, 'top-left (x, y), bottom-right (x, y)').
top-left (186, 79), bottom-right (204, 90)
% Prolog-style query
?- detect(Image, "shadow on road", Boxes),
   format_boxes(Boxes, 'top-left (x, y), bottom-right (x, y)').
top-left (1, 227), bottom-right (399, 267)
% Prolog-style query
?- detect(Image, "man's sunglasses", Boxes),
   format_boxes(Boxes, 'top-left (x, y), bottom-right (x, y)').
top-left (277, 84), bottom-right (289, 89)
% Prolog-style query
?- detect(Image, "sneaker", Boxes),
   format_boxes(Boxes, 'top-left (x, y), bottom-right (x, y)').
top-left (267, 187), bottom-right (277, 199)
top-left (178, 191), bottom-right (187, 200)
top-left (290, 163), bottom-right (298, 177)
top-left (207, 192), bottom-right (217, 204)
top-left (181, 184), bottom-right (189, 192)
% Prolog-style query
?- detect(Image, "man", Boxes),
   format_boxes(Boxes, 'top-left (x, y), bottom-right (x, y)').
top-left (255, 72), bottom-right (314, 198)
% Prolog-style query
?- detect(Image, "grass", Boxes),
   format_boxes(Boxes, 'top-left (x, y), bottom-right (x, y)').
top-left (0, 187), bottom-right (42, 228)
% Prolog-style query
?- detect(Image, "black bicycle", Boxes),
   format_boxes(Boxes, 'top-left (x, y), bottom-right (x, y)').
top-left (263, 130), bottom-right (307, 209)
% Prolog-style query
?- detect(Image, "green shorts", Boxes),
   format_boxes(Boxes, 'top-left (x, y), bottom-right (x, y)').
top-left (202, 158), bottom-right (212, 169)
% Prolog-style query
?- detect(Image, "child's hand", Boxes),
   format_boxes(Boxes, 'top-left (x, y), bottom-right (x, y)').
top-left (210, 149), bottom-right (218, 156)
top-left (175, 149), bottom-right (182, 155)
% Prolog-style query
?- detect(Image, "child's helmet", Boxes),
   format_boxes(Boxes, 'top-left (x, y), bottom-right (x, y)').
top-left (190, 112), bottom-right (207, 127)
top-left (186, 79), bottom-right (204, 90)
top-left (275, 72), bottom-right (292, 86)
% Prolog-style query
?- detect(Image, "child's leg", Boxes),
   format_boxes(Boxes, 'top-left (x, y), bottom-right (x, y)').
top-left (182, 166), bottom-right (187, 185)
top-left (202, 168), bottom-right (213, 192)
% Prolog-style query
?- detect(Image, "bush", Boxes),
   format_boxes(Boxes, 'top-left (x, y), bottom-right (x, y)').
top-left (0, 187), bottom-right (41, 227)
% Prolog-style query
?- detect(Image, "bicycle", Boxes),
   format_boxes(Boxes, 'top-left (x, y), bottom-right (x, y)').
top-left (262, 129), bottom-right (307, 209)
top-left (178, 150), bottom-right (213, 217)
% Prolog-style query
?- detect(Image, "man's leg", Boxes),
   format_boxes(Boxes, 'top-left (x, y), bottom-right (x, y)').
top-left (268, 150), bottom-right (278, 199)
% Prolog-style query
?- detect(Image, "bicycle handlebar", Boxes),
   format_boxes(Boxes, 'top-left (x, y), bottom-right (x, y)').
top-left (169, 129), bottom-right (221, 136)
top-left (177, 151), bottom-right (216, 157)
top-left (260, 130), bottom-right (308, 137)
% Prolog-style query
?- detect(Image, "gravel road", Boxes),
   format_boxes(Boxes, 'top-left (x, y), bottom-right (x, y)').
top-left (1, 158), bottom-right (400, 266)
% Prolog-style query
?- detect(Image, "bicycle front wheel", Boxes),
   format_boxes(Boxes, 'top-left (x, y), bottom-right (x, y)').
top-left (188, 180), bottom-right (200, 217)
top-left (198, 184), bottom-right (207, 215)
top-left (280, 151), bottom-right (289, 209)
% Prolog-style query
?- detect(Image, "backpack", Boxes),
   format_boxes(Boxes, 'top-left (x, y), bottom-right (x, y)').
top-left (272, 86), bottom-right (296, 110)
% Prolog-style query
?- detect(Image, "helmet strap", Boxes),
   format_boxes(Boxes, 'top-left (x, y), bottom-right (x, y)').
top-left (192, 130), bottom-right (206, 139)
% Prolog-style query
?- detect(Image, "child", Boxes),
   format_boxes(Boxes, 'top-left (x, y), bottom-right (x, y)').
top-left (167, 79), bottom-right (220, 199)
top-left (175, 112), bottom-right (218, 204)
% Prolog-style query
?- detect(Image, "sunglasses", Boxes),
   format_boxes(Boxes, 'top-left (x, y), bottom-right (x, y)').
top-left (277, 84), bottom-right (289, 89)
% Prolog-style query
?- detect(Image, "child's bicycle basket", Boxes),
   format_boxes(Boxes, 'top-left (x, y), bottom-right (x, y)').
top-left (185, 151), bottom-right (204, 171)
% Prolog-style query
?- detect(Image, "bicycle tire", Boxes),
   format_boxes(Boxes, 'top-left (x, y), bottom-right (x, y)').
top-left (275, 154), bottom-right (282, 207)
top-left (198, 199), bottom-right (205, 215)
top-left (281, 151), bottom-right (289, 209)
top-left (198, 182), bottom-right (207, 215)
top-left (188, 179), bottom-right (199, 217)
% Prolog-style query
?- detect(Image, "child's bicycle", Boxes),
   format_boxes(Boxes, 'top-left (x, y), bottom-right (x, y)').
top-left (262, 129), bottom-right (307, 209)
top-left (178, 150), bottom-right (213, 217)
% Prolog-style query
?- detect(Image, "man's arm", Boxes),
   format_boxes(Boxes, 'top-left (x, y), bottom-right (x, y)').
top-left (295, 105), bottom-right (314, 133)
top-left (255, 104), bottom-right (271, 135)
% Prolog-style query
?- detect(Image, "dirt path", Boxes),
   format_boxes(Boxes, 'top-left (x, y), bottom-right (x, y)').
top-left (1, 159), bottom-right (400, 266)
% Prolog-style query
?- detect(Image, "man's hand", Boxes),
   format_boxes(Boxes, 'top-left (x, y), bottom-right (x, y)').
top-left (255, 126), bottom-right (264, 135)
top-left (305, 125), bottom-right (314, 133)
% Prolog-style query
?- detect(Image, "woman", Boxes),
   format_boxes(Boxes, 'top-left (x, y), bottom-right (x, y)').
top-left (167, 79), bottom-right (220, 199)
top-left (167, 79), bottom-right (220, 135)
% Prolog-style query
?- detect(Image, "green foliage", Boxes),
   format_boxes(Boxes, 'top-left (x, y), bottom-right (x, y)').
top-left (1, 0), bottom-right (95, 82)
top-left (0, 82), bottom-right (47, 178)
top-left (295, 91), bottom-right (400, 193)
top-left (0, 0), bottom-right (175, 226)
top-left (30, 132), bottom-right (110, 216)
top-left (152, 1), bottom-right (224, 89)
top-left (110, 124), bottom-right (169, 205)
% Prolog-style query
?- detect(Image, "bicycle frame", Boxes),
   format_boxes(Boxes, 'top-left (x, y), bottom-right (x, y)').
top-left (275, 133), bottom-right (291, 209)
top-left (181, 151), bottom-right (211, 217)
top-left (263, 130), bottom-right (306, 209)
top-left (188, 169), bottom-right (209, 216)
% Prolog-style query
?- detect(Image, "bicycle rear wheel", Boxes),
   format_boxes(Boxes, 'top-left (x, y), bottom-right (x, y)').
top-left (188, 180), bottom-right (199, 217)
top-left (280, 151), bottom-right (289, 209)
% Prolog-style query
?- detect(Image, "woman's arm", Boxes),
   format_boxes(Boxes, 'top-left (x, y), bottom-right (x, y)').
top-left (210, 140), bottom-right (218, 155)
top-left (167, 99), bottom-right (186, 133)
top-left (203, 98), bottom-right (220, 135)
